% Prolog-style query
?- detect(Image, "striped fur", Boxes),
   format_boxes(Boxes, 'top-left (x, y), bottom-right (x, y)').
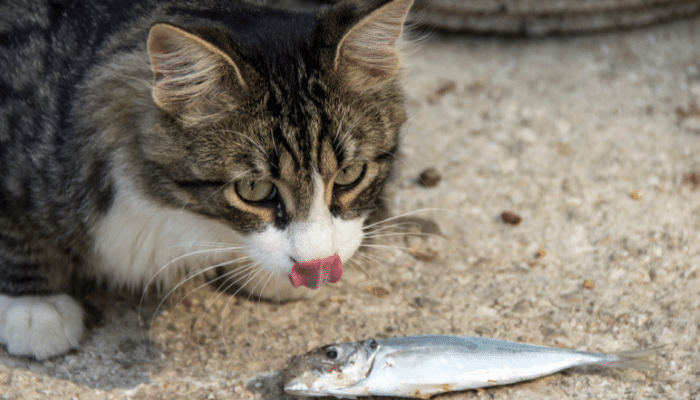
top-left (0, 0), bottom-right (412, 359)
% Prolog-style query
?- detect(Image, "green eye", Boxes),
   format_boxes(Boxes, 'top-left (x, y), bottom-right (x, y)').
top-left (335, 162), bottom-right (365, 186)
top-left (235, 179), bottom-right (275, 202)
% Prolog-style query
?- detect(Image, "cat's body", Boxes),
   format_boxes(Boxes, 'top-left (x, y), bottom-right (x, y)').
top-left (0, 0), bottom-right (412, 359)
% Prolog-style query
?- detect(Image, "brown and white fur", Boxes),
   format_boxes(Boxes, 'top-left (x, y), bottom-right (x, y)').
top-left (0, 0), bottom-right (413, 359)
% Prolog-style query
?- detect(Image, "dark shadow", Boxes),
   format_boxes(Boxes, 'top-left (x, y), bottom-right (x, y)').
top-left (246, 371), bottom-right (288, 399)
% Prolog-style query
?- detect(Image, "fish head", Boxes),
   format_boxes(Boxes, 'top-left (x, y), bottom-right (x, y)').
top-left (283, 338), bottom-right (380, 396)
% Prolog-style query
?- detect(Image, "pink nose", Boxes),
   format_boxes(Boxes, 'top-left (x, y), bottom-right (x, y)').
top-left (289, 254), bottom-right (343, 290)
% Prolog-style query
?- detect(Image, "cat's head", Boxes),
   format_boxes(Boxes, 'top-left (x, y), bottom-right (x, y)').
top-left (139, 0), bottom-right (412, 299)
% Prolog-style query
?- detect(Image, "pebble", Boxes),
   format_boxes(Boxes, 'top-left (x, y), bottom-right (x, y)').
top-left (419, 167), bottom-right (441, 187)
top-left (501, 211), bottom-right (522, 225)
top-left (366, 286), bottom-right (390, 298)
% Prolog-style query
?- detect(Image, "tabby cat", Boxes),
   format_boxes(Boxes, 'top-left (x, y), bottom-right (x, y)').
top-left (0, 0), bottom-right (412, 359)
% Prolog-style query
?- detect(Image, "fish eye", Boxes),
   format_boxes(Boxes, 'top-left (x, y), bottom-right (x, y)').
top-left (369, 339), bottom-right (378, 350)
top-left (325, 348), bottom-right (338, 360)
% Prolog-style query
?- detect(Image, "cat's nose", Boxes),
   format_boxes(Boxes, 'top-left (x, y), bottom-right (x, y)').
top-left (288, 254), bottom-right (343, 290)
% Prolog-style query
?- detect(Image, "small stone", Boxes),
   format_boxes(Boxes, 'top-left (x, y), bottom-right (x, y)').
top-left (414, 297), bottom-right (440, 308)
top-left (682, 171), bottom-right (700, 190)
top-left (365, 286), bottom-right (390, 298)
top-left (535, 245), bottom-right (547, 259)
top-left (426, 80), bottom-right (457, 104)
top-left (630, 189), bottom-right (643, 200)
top-left (419, 167), bottom-right (441, 187)
top-left (501, 211), bottom-right (522, 225)
top-left (409, 248), bottom-right (437, 262)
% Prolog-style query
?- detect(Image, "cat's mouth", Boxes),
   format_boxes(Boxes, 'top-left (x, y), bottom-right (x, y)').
top-left (289, 254), bottom-right (343, 290)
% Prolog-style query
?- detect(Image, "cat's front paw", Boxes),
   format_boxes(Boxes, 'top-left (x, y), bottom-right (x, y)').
top-left (0, 293), bottom-right (85, 360)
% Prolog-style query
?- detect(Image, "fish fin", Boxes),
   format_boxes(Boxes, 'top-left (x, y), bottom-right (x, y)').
top-left (606, 344), bottom-right (669, 372)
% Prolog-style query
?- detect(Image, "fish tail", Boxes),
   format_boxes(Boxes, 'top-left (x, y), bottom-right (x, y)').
top-left (602, 345), bottom-right (668, 372)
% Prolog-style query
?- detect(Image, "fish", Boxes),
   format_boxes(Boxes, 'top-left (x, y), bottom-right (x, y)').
top-left (282, 335), bottom-right (659, 399)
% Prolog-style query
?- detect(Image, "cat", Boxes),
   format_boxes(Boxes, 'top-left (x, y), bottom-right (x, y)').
top-left (0, 0), bottom-right (412, 360)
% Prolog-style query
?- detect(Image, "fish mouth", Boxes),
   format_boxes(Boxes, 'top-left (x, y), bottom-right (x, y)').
top-left (288, 254), bottom-right (343, 290)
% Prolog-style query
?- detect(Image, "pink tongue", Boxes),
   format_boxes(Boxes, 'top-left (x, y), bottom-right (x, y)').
top-left (289, 254), bottom-right (343, 290)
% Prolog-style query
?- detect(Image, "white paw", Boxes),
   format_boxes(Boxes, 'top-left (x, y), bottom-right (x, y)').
top-left (0, 293), bottom-right (85, 360)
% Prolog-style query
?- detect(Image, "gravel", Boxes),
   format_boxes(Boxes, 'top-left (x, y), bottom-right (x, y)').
top-left (3, 15), bottom-right (700, 400)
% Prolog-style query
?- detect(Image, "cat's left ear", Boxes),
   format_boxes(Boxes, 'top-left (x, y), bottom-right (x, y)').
top-left (147, 24), bottom-right (246, 123)
top-left (327, 0), bottom-right (413, 91)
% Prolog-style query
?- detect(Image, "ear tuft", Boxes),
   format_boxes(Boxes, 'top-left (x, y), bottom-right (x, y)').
top-left (147, 24), bottom-right (245, 122)
top-left (335, 0), bottom-right (413, 91)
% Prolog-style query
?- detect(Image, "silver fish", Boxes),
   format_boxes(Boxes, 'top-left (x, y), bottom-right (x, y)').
top-left (283, 335), bottom-right (658, 399)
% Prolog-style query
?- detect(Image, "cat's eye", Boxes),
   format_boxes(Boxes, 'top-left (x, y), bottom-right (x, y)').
top-left (235, 179), bottom-right (276, 202)
top-left (335, 162), bottom-right (365, 186)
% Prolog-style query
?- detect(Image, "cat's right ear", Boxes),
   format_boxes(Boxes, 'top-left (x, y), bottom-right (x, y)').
top-left (147, 24), bottom-right (246, 123)
top-left (320, 0), bottom-right (413, 91)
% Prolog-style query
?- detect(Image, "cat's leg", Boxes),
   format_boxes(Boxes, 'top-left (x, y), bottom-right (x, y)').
top-left (0, 233), bottom-right (86, 359)
top-left (0, 293), bottom-right (84, 359)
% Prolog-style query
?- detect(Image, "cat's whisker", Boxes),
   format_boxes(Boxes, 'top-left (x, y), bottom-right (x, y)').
top-left (141, 249), bottom-right (248, 301)
top-left (160, 246), bottom-right (246, 258)
top-left (168, 242), bottom-right (246, 250)
top-left (209, 250), bottom-right (278, 351)
top-left (357, 251), bottom-right (396, 277)
top-left (362, 208), bottom-right (459, 231)
top-left (336, 107), bottom-right (372, 150)
top-left (212, 169), bottom-right (257, 196)
top-left (193, 262), bottom-right (263, 331)
top-left (141, 243), bottom-right (247, 288)
top-left (167, 264), bottom-right (247, 313)
top-left (349, 253), bottom-right (380, 278)
top-left (203, 262), bottom-right (260, 302)
top-left (146, 257), bottom-right (254, 336)
top-left (243, 269), bottom-right (268, 304)
top-left (177, 199), bottom-right (190, 215)
top-left (217, 264), bottom-right (273, 331)
top-left (333, 108), bottom-right (349, 149)
top-left (368, 228), bottom-right (464, 256)
top-left (213, 129), bottom-right (268, 159)
top-left (217, 253), bottom-right (273, 299)
top-left (350, 146), bottom-right (401, 161)
top-left (362, 221), bottom-right (435, 236)
top-left (218, 267), bottom-right (263, 345)
top-left (221, 263), bottom-right (272, 323)
top-left (252, 272), bottom-right (276, 343)
top-left (364, 231), bottom-right (441, 240)
top-left (352, 138), bottom-right (444, 182)
top-left (169, 255), bottom-right (254, 301)
top-left (268, 127), bottom-right (277, 156)
top-left (148, 268), bottom-right (231, 338)
top-left (361, 243), bottom-right (426, 255)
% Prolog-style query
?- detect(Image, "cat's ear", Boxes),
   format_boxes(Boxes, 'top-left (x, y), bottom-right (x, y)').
top-left (332, 0), bottom-right (413, 91)
top-left (147, 23), bottom-right (246, 122)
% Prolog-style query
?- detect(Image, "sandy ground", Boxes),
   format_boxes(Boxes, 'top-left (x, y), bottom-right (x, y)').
top-left (3, 14), bottom-right (700, 400)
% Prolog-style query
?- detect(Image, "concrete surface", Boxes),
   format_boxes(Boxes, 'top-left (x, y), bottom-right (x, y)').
top-left (2, 15), bottom-right (700, 400)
